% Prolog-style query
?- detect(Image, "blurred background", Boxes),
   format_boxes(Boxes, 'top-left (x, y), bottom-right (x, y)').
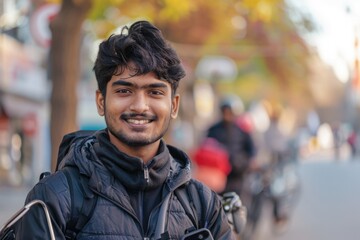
top-left (1, 0), bottom-right (360, 239)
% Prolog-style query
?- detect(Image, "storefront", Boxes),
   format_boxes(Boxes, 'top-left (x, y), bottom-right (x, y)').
top-left (0, 34), bottom-right (50, 186)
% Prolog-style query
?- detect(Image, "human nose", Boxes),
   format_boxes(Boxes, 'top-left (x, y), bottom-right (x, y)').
top-left (129, 92), bottom-right (149, 113)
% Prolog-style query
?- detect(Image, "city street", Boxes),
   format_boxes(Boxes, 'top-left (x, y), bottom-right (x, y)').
top-left (255, 158), bottom-right (360, 240)
top-left (1, 157), bottom-right (360, 240)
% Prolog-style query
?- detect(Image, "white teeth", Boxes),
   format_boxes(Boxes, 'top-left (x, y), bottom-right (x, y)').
top-left (127, 119), bottom-right (150, 125)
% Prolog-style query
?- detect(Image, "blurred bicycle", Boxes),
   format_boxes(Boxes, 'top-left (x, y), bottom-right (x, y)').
top-left (241, 151), bottom-right (301, 240)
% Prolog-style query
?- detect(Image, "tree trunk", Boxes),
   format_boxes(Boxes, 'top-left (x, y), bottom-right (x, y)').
top-left (49, 0), bottom-right (92, 171)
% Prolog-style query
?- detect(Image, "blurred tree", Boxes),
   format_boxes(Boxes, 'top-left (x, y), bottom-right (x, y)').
top-left (47, 0), bottom-right (314, 169)
top-left (243, 0), bottom-right (315, 111)
top-left (49, 0), bottom-right (92, 170)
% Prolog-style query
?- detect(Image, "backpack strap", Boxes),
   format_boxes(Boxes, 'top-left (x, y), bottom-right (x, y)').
top-left (154, 192), bottom-right (172, 240)
top-left (174, 181), bottom-right (206, 232)
top-left (62, 167), bottom-right (98, 240)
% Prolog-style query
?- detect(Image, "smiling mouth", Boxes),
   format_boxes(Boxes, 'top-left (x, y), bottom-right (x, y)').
top-left (122, 113), bottom-right (156, 125)
top-left (126, 119), bottom-right (151, 125)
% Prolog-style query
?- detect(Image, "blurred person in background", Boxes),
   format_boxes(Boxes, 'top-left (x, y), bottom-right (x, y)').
top-left (347, 127), bottom-right (358, 159)
top-left (331, 121), bottom-right (348, 161)
top-left (206, 98), bottom-right (256, 197)
top-left (192, 137), bottom-right (232, 193)
top-left (261, 104), bottom-right (301, 233)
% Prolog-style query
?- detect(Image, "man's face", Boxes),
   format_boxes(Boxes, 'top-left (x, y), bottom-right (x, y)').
top-left (96, 67), bottom-right (180, 149)
top-left (223, 107), bottom-right (235, 123)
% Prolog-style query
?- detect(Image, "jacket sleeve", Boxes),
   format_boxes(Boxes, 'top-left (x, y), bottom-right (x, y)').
top-left (15, 172), bottom-right (70, 240)
top-left (194, 181), bottom-right (237, 240)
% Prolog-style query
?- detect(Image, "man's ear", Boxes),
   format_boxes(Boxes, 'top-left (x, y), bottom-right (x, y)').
top-left (171, 94), bottom-right (180, 119)
top-left (96, 90), bottom-right (105, 116)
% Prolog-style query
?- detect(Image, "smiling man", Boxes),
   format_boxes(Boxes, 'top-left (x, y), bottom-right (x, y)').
top-left (15, 20), bottom-right (236, 239)
top-left (97, 67), bottom-right (178, 161)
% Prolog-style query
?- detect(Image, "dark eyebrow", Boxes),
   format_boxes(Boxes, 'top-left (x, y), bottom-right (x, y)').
top-left (111, 80), bottom-right (168, 89)
top-left (112, 80), bottom-right (133, 87)
top-left (146, 82), bottom-right (168, 89)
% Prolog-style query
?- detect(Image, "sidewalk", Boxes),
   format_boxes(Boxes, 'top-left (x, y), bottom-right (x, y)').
top-left (0, 167), bottom-right (33, 228)
top-left (0, 185), bottom-right (31, 227)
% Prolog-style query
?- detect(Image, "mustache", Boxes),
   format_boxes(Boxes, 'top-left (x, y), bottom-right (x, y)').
top-left (120, 112), bottom-right (157, 121)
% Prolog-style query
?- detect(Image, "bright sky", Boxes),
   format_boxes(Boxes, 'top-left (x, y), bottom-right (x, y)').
top-left (288, 0), bottom-right (360, 83)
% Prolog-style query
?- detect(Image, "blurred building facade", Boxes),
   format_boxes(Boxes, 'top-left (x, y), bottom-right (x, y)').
top-left (0, 0), bottom-right (104, 186)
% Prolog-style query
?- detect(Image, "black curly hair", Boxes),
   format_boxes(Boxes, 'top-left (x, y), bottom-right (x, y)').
top-left (93, 20), bottom-right (186, 96)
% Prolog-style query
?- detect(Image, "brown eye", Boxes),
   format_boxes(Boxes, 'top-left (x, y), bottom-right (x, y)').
top-left (149, 90), bottom-right (164, 96)
top-left (115, 89), bottom-right (131, 94)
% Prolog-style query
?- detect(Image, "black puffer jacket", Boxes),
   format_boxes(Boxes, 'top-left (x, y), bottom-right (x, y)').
top-left (16, 130), bottom-right (235, 239)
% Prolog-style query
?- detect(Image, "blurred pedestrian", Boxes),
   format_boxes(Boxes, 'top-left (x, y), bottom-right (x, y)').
top-left (192, 137), bottom-right (232, 193)
top-left (331, 122), bottom-right (345, 161)
top-left (206, 98), bottom-right (256, 197)
top-left (347, 128), bottom-right (357, 158)
top-left (262, 105), bottom-right (300, 232)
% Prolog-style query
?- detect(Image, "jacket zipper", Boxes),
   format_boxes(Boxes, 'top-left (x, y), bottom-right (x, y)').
top-left (144, 165), bottom-right (150, 184)
top-left (139, 190), bottom-right (144, 233)
top-left (142, 165), bottom-right (149, 239)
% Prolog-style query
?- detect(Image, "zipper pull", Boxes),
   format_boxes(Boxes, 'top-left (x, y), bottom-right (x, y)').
top-left (144, 166), bottom-right (149, 184)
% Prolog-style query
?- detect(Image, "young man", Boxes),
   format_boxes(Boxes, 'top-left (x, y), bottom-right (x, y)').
top-left (15, 20), bottom-right (235, 239)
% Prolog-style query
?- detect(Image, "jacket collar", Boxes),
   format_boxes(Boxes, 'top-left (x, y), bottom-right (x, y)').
top-left (61, 129), bottom-right (192, 196)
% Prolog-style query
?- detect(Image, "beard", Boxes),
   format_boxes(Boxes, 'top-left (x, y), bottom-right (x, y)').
top-left (104, 109), bottom-right (171, 147)
top-left (107, 124), bottom-right (169, 147)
